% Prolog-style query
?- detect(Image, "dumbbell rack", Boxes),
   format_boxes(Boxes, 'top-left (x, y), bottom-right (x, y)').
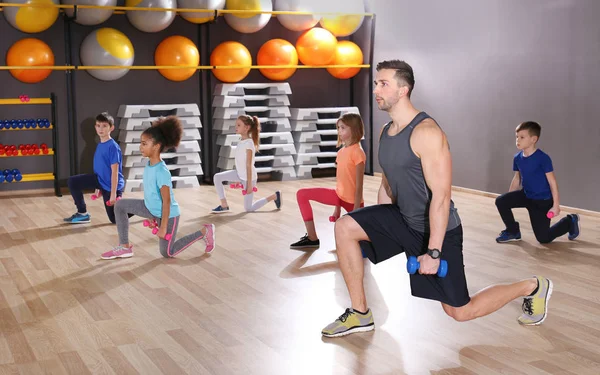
top-left (0, 94), bottom-right (61, 196)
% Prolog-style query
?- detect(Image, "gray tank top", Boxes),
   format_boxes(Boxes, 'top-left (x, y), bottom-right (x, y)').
top-left (379, 112), bottom-right (461, 232)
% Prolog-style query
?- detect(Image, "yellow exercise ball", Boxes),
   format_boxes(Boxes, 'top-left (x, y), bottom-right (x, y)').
top-left (226, 0), bottom-right (261, 18)
top-left (327, 41), bottom-right (363, 79)
top-left (318, 0), bottom-right (365, 37)
top-left (210, 41), bottom-right (252, 83)
top-left (179, 0), bottom-right (225, 24)
top-left (3, 0), bottom-right (59, 33)
top-left (155, 36), bottom-right (200, 81)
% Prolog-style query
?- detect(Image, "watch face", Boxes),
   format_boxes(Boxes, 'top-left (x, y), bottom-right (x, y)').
top-left (429, 249), bottom-right (441, 259)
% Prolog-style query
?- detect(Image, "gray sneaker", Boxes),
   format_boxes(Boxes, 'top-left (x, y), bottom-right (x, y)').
top-left (321, 308), bottom-right (374, 338)
top-left (517, 276), bottom-right (553, 325)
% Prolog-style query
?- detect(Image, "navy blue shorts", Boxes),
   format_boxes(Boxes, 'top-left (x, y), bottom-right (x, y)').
top-left (348, 204), bottom-right (471, 308)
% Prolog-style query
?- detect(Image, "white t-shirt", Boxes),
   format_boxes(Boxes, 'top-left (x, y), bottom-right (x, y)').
top-left (234, 138), bottom-right (258, 181)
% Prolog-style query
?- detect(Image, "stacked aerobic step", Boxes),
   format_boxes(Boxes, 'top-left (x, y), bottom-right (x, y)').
top-left (213, 83), bottom-right (297, 181)
top-left (117, 103), bottom-right (203, 192)
top-left (290, 106), bottom-right (360, 179)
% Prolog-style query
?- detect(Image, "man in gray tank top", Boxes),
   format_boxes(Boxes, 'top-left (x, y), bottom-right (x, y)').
top-left (322, 60), bottom-right (553, 338)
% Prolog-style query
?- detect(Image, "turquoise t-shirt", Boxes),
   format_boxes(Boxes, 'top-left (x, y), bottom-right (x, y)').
top-left (143, 160), bottom-right (180, 218)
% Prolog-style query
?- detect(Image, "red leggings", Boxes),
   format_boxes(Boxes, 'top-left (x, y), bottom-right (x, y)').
top-left (296, 187), bottom-right (362, 221)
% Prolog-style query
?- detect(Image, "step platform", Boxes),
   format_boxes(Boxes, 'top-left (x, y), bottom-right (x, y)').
top-left (117, 103), bottom-right (200, 119)
top-left (119, 128), bottom-right (201, 143)
top-left (213, 106), bottom-right (291, 120)
top-left (124, 176), bottom-right (200, 192)
top-left (290, 107), bottom-right (360, 121)
top-left (294, 152), bottom-right (338, 165)
top-left (119, 116), bottom-right (202, 131)
top-left (212, 118), bottom-right (291, 134)
top-left (121, 140), bottom-right (200, 156)
top-left (295, 163), bottom-right (337, 179)
top-left (295, 141), bottom-right (338, 154)
top-left (291, 119), bottom-right (339, 132)
top-left (212, 95), bottom-right (290, 108)
top-left (124, 164), bottom-right (204, 180)
top-left (123, 153), bottom-right (201, 168)
top-left (219, 143), bottom-right (296, 158)
top-left (216, 132), bottom-right (293, 147)
top-left (293, 129), bottom-right (338, 143)
top-left (217, 155), bottom-right (295, 170)
top-left (213, 83), bottom-right (292, 96)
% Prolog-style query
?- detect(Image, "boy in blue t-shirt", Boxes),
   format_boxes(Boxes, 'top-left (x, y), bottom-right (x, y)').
top-left (64, 112), bottom-right (125, 224)
top-left (495, 121), bottom-right (580, 243)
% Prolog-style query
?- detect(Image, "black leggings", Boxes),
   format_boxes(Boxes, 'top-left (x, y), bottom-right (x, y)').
top-left (495, 189), bottom-right (572, 244)
top-left (67, 174), bottom-right (123, 224)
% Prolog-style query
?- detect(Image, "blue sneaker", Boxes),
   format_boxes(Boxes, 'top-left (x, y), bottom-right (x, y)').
top-left (568, 214), bottom-right (580, 240)
top-left (211, 205), bottom-right (229, 214)
top-left (496, 230), bottom-right (522, 243)
top-left (275, 191), bottom-right (282, 209)
top-left (63, 212), bottom-right (91, 224)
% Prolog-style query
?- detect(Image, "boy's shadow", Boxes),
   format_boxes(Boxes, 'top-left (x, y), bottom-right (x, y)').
top-left (518, 239), bottom-right (600, 265)
top-left (79, 117), bottom-right (99, 174)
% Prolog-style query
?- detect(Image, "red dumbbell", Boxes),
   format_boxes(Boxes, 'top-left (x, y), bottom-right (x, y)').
top-left (40, 143), bottom-right (48, 150)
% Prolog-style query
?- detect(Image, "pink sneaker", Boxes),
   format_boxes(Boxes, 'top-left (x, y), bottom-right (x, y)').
top-left (203, 224), bottom-right (215, 253)
top-left (101, 245), bottom-right (133, 260)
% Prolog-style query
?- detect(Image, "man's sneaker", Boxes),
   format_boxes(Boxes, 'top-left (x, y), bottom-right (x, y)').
top-left (322, 308), bottom-right (375, 338)
top-left (568, 214), bottom-right (580, 240)
top-left (100, 245), bottom-right (133, 260)
top-left (211, 205), bottom-right (229, 214)
top-left (203, 224), bottom-right (216, 253)
top-left (63, 212), bottom-right (91, 224)
top-left (290, 234), bottom-right (320, 250)
top-left (518, 276), bottom-right (553, 325)
top-left (496, 230), bottom-right (522, 243)
top-left (275, 191), bottom-right (282, 209)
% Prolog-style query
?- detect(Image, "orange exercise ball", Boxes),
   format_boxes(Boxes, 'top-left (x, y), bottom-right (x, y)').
top-left (210, 41), bottom-right (252, 83)
top-left (295, 27), bottom-right (337, 66)
top-left (257, 39), bottom-right (298, 81)
top-left (6, 38), bottom-right (54, 84)
top-left (327, 40), bottom-right (363, 79)
top-left (155, 36), bottom-right (200, 82)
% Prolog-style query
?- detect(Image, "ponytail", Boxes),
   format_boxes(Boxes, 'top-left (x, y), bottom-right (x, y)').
top-left (238, 115), bottom-right (260, 150)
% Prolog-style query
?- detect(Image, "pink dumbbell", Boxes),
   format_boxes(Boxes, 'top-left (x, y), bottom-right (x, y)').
top-left (106, 197), bottom-right (122, 206)
top-left (90, 192), bottom-right (101, 200)
top-left (242, 186), bottom-right (258, 195)
top-left (143, 219), bottom-right (172, 240)
top-left (230, 182), bottom-right (243, 189)
top-left (329, 215), bottom-right (338, 222)
top-left (547, 212), bottom-right (555, 219)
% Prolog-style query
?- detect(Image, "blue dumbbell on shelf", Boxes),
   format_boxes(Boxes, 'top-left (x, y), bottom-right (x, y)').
top-left (406, 256), bottom-right (448, 278)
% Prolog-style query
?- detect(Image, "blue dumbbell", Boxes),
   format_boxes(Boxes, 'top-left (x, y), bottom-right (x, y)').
top-left (3, 169), bottom-right (10, 176)
top-left (5, 174), bottom-right (13, 183)
top-left (0, 175), bottom-right (4, 183)
top-left (11, 121), bottom-right (18, 129)
top-left (14, 173), bottom-right (22, 182)
top-left (45, 120), bottom-right (51, 128)
top-left (406, 256), bottom-right (448, 278)
top-left (11, 169), bottom-right (20, 176)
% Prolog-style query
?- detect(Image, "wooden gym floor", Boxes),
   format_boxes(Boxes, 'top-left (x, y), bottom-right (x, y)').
top-left (0, 176), bottom-right (599, 375)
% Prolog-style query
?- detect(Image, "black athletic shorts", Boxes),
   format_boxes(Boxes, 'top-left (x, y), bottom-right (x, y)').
top-left (348, 204), bottom-right (471, 308)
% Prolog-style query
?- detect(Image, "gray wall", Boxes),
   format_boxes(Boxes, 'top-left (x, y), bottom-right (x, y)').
top-left (369, 0), bottom-right (600, 211)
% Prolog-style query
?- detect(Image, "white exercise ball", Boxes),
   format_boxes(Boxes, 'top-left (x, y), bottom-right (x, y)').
top-left (125, 0), bottom-right (176, 33)
top-left (80, 28), bottom-right (135, 81)
top-left (275, 0), bottom-right (319, 32)
top-left (178, 0), bottom-right (225, 24)
top-left (62, 0), bottom-right (116, 25)
top-left (224, 0), bottom-right (272, 34)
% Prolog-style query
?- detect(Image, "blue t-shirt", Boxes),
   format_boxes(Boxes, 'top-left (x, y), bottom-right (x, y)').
top-left (93, 138), bottom-right (125, 192)
top-left (143, 160), bottom-right (180, 218)
top-left (513, 149), bottom-right (553, 200)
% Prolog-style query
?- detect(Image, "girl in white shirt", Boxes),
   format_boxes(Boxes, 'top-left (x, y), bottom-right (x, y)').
top-left (212, 115), bottom-right (282, 213)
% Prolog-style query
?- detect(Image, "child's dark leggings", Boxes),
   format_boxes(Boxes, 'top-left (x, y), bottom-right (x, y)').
top-left (115, 199), bottom-right (205, 258)
top-left (495, 189), bottom-right (572, 244)
top-left (67, 173), bottom-right (123, 223)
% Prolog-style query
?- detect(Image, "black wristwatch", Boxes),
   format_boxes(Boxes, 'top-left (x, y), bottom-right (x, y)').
top-left (427, 248), bottom-right (441, 259)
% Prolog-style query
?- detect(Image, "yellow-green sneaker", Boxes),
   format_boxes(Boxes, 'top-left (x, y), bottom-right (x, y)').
top-left (518, 276), bottom-right (553, 325)
top-left (321, 308), bottom-right (375, 338)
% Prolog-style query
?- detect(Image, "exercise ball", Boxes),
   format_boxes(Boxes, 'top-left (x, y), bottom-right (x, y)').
top-left (62, 0), bottom-right (116, 25)
top-left (257, 39), bottom-right (297, 81)
top-left (125, 0), bottom-right (176, 33)
top-left (295, 27), bottom-right (337, 66)
top-left (3, 0), bottom-right (59, 33)
top-left (210, 41), bottom-right (251, 83)
top-left (178, 0), bottom-right (225, 24)
top-left (275, 0), bottom-right (319, 32)
top-left (224, 0), bottom-right (271, 33)
top-left (319, 0), bottom-right (365, 37)
top-left (6, 38), bottom-right (54, 83)
top-left (155, 36), bottom-right (199, 81)
top-left (80, 28), bottom-right (135, 81)
top-left (327, 41), bottom-right (363, 79)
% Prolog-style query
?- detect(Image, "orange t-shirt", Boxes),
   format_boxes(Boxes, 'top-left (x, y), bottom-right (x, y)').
top-left (335, 143), bottom-right (367, 204)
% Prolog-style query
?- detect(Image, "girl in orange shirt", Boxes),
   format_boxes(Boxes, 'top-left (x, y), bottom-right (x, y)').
top-left (291, 113), bottom-right (366, 249)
